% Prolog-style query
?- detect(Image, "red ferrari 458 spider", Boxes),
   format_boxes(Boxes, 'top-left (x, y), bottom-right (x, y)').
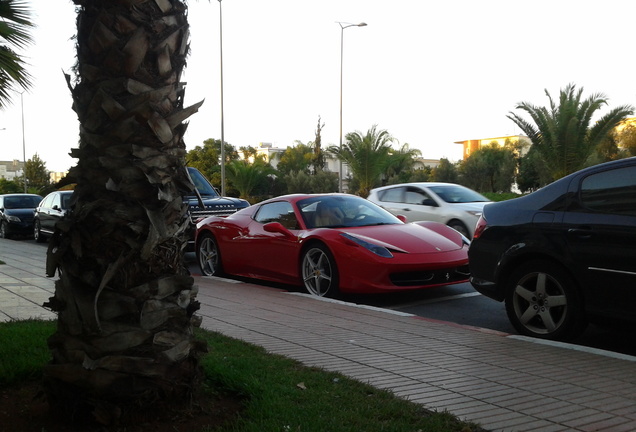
top-left (195, 193), bottom-right (470, 297)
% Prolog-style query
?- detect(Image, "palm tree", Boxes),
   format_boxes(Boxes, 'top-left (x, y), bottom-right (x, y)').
top-left (227, 159), bottom-right (275, 200)
top-left (42, 0), bottom-right (206, 425)
top-left (0, 0), bottom-right (34, 108)
top-left (508, 83), bottom-right (634, 180)
top-left (385, 142), bottom-right (422, 182)
top-left (328, 125), bottom-right (394, 197)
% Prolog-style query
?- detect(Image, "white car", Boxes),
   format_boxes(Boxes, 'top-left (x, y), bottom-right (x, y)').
top-left (367, 183), bottom-right (491, 238)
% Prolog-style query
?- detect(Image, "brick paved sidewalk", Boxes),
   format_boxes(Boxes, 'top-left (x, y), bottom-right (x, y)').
top-left (2, 238), bottom-right (636, 432)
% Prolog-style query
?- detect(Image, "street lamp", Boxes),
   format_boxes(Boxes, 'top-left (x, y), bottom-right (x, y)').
top-left (20, 91), bottom-right (26, 193)
top-left (218, 0), bottom-right (226, 196)
top-left (6, 90), bottom-right (27, 192)
top-left (338, 21), bottom-right (367, 193)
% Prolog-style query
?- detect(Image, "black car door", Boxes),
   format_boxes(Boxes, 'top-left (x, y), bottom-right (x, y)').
top-left (562, 164), bottom-right (636, 322)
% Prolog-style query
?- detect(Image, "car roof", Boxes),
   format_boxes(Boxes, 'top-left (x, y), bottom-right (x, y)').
top-left (370, 182), bottom-right (470, 192)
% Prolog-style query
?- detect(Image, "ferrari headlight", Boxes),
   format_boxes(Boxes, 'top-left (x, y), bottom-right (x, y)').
top-left (340, 233), bottom-right (393, 258)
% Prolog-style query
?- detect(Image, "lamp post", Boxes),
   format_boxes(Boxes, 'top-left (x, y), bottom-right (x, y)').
top-left (20, 91), bottom-right (26, 193)
top-left (337, 21), bottom-right (366, 193)
top-left (218, 0), bottom-right (226, 196)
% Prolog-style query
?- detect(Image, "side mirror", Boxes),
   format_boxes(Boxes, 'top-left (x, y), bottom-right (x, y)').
top-left (396, 214), bottom-right (407, 223)
top-left (263, 222), bottom-right (295, 238)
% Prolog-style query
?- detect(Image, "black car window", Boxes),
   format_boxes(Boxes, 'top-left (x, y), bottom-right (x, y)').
top-left (580, 166), bottom-right (636, 216)
top-left (254, 201), bottom-right (299, 229)
top-left (379, 187), bottom-right (404, 203)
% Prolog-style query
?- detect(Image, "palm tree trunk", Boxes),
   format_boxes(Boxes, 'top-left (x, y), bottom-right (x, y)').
top-left (43, 0), bottom-right (206, 424)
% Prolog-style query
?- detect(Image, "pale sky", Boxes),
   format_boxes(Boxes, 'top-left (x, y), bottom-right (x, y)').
top-left (2, 0), bottom-right (635, 173)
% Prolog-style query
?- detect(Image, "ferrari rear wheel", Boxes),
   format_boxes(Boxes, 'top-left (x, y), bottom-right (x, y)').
top-left (197, 233), bottom-right (223, 277)
top-left (301, 244), bottom-right (339, 298)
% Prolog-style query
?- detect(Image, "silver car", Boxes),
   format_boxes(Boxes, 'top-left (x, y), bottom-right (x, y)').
top-left (367, 183), bottom-right (490, 237)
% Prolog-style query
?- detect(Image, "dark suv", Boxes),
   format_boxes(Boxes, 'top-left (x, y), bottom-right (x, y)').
top-left (469, 157), bottom-right (636, 341)
top-left (186, 167), bottom-right (250, 223)
top-left (0, 193), bottom-right (44, 239)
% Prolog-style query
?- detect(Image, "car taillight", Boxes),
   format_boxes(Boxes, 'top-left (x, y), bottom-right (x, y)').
top-left (472, 215), bottom-right (488, 239)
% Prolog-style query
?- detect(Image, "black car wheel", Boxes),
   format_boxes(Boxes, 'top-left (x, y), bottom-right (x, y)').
top-left (0, 221), bottom-right (10, 239)
top-left (505, 260), bottom-right (586, 341)
top-left (301, 244), bottom-right (339, 298)
top-left (34, 220), bottom-right (46, 243)
top-left (197, 233), bottom-right (223, 277)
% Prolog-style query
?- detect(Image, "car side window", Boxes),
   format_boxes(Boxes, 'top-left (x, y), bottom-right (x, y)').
top-left (41, 195), bottom-right (54, 209)
top-left (580, 166), bottom-right (636, 216)
top-left (254, 201), bottom-right (299, 229)
top-left (52, 194), bottom-right (61, 209)
top-left (405, 187), bottom-right (435, 206)
top-left (379, 187), bottom-right (404, 203)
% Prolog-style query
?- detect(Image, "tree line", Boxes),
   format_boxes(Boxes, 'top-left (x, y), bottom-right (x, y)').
top-left (187, 84), bottom-right (636, 202)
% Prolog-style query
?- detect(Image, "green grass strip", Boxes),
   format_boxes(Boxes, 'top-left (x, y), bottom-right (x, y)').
top-left (0, 320), bottom-right (483, 432)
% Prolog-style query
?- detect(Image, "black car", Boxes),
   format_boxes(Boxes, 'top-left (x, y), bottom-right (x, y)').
top-left (469, 157), bottom-right (636, 341)
top-left (34, 190), bottom-right (74, 243)
top-left (0, 193), bottom-right (44, 239)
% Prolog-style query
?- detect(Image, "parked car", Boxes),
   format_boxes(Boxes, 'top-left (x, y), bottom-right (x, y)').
top-left (196, 193), bottom-right (470, 297)
top-left (185, 167), bottom-right (250, 249)
top-left (367, 183), bottom-right (490, 237)
top-left (0, 193), bottom-right (44, 239)
top-left (34, 190), bottom-right (74, 242)
top-left (469, 157), bottom-right (636, 341)
top-left (186, 166), bottom-right (250, 222)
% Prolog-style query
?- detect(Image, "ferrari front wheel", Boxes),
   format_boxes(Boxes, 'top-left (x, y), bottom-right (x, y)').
top-left (301, 244), bottom-right (339, 298)
top-left (197, 233), bottom-right (223, 277)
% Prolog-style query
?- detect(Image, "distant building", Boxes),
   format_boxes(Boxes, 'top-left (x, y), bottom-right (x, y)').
top-left (49, 171), bottom-right (68, 184)
top-left (454, 135), bottom-right (531, 160)
top-left (0, 160), bottom-right (24, 181)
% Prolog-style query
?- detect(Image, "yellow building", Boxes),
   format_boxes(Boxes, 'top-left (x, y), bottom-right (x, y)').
top-left (455, 117), bottom-right (636, 160)
top-left (454, 135), bottom-right (531, 159)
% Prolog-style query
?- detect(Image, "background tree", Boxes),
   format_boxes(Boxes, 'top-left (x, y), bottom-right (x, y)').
top-left (0, 177), bottom-right (20, 193)
top-left (618, 123), bottom-right (636, 157)
top-left (384, 143), bottom-right (422, 184)
top-left (226, 159), bottom-right (275, 201)
top-left (312, 116), bottom-right (326, 171)
top-left (508, 83), bottom-right (634, 180)
top-left (0, 0), bottom-right (34, 108)
top-left (459, 143), bottom-right (516, 193)
top-left (43, 0), bottom-right (206, 425)
top-left (275, 141), bottom-right (314, 176)
top-left (284, 170), bottom-right (312, 194)
top-left (186, 138), bottom-right (239, 193)
top-left (23, 153), bottom-right (50, 192)
top-left (284, 169), bottom-right (337, 194)
top-left (516, 146), bottom-right (551, 193)
top-left (431, 158), bottom-right (459, 183)
top-left (328, 125), bottom-right (394, 197)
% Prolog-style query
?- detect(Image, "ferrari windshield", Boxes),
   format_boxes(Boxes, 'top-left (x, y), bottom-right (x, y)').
top-left (298, 195), bottom-right (403, 228)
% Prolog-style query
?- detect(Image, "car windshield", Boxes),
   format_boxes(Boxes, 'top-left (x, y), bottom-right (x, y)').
top-left (3, 195), bottom-right (41, 209)
top-left (428, 185), bottom-right (489, 203)
top-left (187, 167), bottom-right (220, 198)
top-left (298, 195), bottom-right (403, 228)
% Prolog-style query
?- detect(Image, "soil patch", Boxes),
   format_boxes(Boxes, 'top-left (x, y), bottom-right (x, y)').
top-left (0, 381), bottom-right (243, 432)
